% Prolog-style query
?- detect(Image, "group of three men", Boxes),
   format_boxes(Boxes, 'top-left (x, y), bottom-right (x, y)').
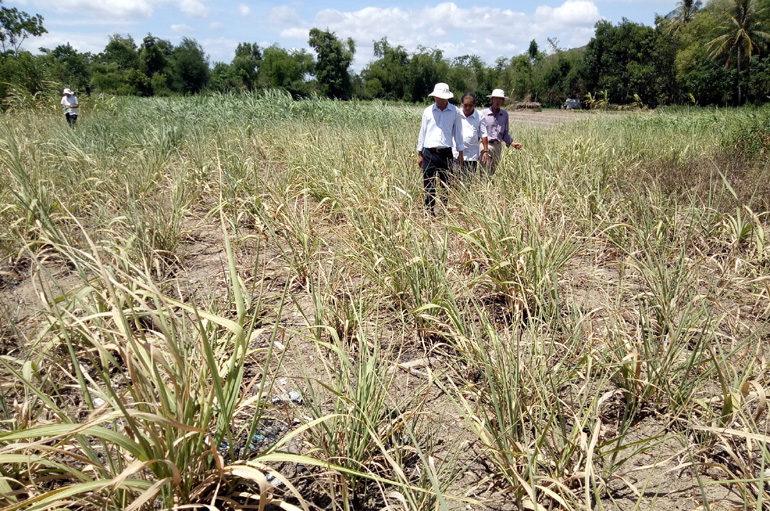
top-left (417, 82), bottom-right (522, 213)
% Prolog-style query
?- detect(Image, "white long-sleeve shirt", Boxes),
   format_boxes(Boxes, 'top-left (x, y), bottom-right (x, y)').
top-left (417, 103), bottom-right (464, 153)
top-left (452, 108), bottom-right (487, 161)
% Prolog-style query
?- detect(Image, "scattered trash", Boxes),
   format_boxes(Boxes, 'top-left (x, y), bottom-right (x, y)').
top-left (387, 357), bottom-right (436, 377)
top-left (265, 473), bottom-right (283, 488)
top-left (273, 340), bottom-right (285, 352)
top-left (247, 434), bottom-right (267, 452)
top-left (271, 390), bottom-right (302, 405)
top-left (92, 397), bottom-right (105, 407)
top-left (279, 378), bottom-right (287, 386)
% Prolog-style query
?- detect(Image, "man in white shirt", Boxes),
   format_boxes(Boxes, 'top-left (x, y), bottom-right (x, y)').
top-left (60, 88), bottom-right (78, 127)
top-left (417, 83), bottom-right (464, 214)
top-left (453, 92), bottom-right (488, 176)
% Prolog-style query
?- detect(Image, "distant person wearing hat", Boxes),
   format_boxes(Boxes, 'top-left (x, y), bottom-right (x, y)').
top-left (417, 83), bottom-right (464, 214)
top-left (453, 92), bottom-right (488, 176)
top-left (481, 89), bottom-right (522, 174)
top-left (61, 88), bottom-right (78, 127)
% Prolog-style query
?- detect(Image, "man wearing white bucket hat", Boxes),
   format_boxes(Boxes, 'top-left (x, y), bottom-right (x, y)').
top-left (481, 89), bottom-right (522, 174)
top-left (60, 88), bottom-right (79, 127)
top-left (417, 82), bottom-right (464, 214)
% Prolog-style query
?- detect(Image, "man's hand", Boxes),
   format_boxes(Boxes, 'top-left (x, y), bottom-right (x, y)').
top-left (457, 153), bottom-right (464, 167)
top-left (418, 153), bottom-right (423, 168)
top-left (481, 152), bottom-right (488, 165)
top-left (511, 142), bottom-right (523, 150)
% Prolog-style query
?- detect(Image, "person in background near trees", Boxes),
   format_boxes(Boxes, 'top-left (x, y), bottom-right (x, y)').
top-left (453, 92), bottom-right (488, 177)
top-left (61, 88), bottom-right (78, 127)
top-left (417, 83), bottom-right (464, 215)
top-left (481, 89), bottom-right (522, 174)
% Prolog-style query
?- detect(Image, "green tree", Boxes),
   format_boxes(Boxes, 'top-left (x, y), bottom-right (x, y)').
top-left (584, 19), bottom-right (675, 106)
top-left (661, 0), bottom-right (703, 35)
top-left (528, 39), bottom-right (541, 64)
top-left (407, 47), bottom-right (448, 102)
top-left (708, 0), bottom-right (770, 103)
top-left (499, 54), bottom-right (533, 102)
top-left (102, 34), bottom-right (140, 69)
top-left (41, 43), bottom-right (91, 91)
top-left (447, 54), bottom-right (494, 101)
top-left (308, 28), bottom-right (355, 99)
top-left (260, 45), bottom-right (314, 97)
top-left (209, 62), bottom-right (240, 92)
top-left (231, 42), bottom-right (262, 90)
top-left (747, 53), bottom-right (770, 100)
top-left (139, 35), bottom-right (174, 95)
top-left (531, 48), bottom-right (588, 106)
top-left (92, 34), bottom-right (143, 94)
top-left (0, 0), bottom-right (46, 54)
top-left (171, 37), bottom-right (210, 94)
top-left (361, 38), bottom-right (409, 100)
top-left (140, 35), bottom-right (171, 77)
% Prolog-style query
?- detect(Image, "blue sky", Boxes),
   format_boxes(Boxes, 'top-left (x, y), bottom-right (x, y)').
top-left (12, 0), bottom-right (679, 70)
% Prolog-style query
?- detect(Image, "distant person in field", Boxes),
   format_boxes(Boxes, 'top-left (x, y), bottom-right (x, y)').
top-left (453, 92), bottom-right (488, 176)
top-left (482, 89), bottom-right (522, 174)
top-left (61, 88), bottom-right (78, 127)
top-left (417, 83), bottom-right (464, 214)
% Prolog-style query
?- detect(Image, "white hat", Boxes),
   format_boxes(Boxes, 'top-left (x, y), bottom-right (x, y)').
top-left (63, 88), bottom-right (73, 95)
top-left (487, 89), bottom-right (508, 99)
top-left (428, 83), bottom-right (454, 100)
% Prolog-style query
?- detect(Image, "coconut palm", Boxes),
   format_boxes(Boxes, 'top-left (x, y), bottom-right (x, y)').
top-left (707, 0), bottom-right (770, 103)
top-left (663, 0), bottom-right (703, 35)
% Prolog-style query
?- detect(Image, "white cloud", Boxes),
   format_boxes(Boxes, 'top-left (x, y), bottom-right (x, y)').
top-left (31, 0), bottom-right (154, 19)
top-left (288, 1), bottom-right (601, 69)
top-left (201, 36), bottom-right (239, 63)
top-left (280, 27), bottom-right (310, 40)
top-left (178, 0), bottom-right (209, 18)
top-left (534, 0), bottom-right (601, 30)
top-left (25, 30), bottom-right (109, 54)
top-left (237, 3), bottom-right (251, 17)
top-left (171, 23), bottom-right (193, 34)
top-left (269, 5), bottom-right (300, 24)
top-left (22, 0), bottom-right (605, 71)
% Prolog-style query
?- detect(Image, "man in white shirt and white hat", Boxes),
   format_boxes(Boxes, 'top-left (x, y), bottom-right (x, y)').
top-left (61, 88), bottom-right (79, 127)
top-left (417, 82), bottom-right (464, 214)
top-left (453, 92), bottom-right (488, 176)
top-left (481, 88), bottom-right (522, 174)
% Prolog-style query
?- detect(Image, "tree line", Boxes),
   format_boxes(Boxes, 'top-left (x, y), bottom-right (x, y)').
top-left (1, 0), bottom-right (769, 108)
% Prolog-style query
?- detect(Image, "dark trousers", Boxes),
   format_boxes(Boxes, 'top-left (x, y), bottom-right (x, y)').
top-left (422, 147), bottom-right (452, 212)
top-left (65, 113), bottom-right (77, 127)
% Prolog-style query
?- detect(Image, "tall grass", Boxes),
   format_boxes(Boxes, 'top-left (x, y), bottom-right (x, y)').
top-left (1, 92), bottom-right (769, 510)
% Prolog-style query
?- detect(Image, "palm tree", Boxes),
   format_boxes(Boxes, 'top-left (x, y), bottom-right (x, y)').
top-left (707, 0), bottom-right (770, 104)
top-left (663, 0), bottom-right (702, 36)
